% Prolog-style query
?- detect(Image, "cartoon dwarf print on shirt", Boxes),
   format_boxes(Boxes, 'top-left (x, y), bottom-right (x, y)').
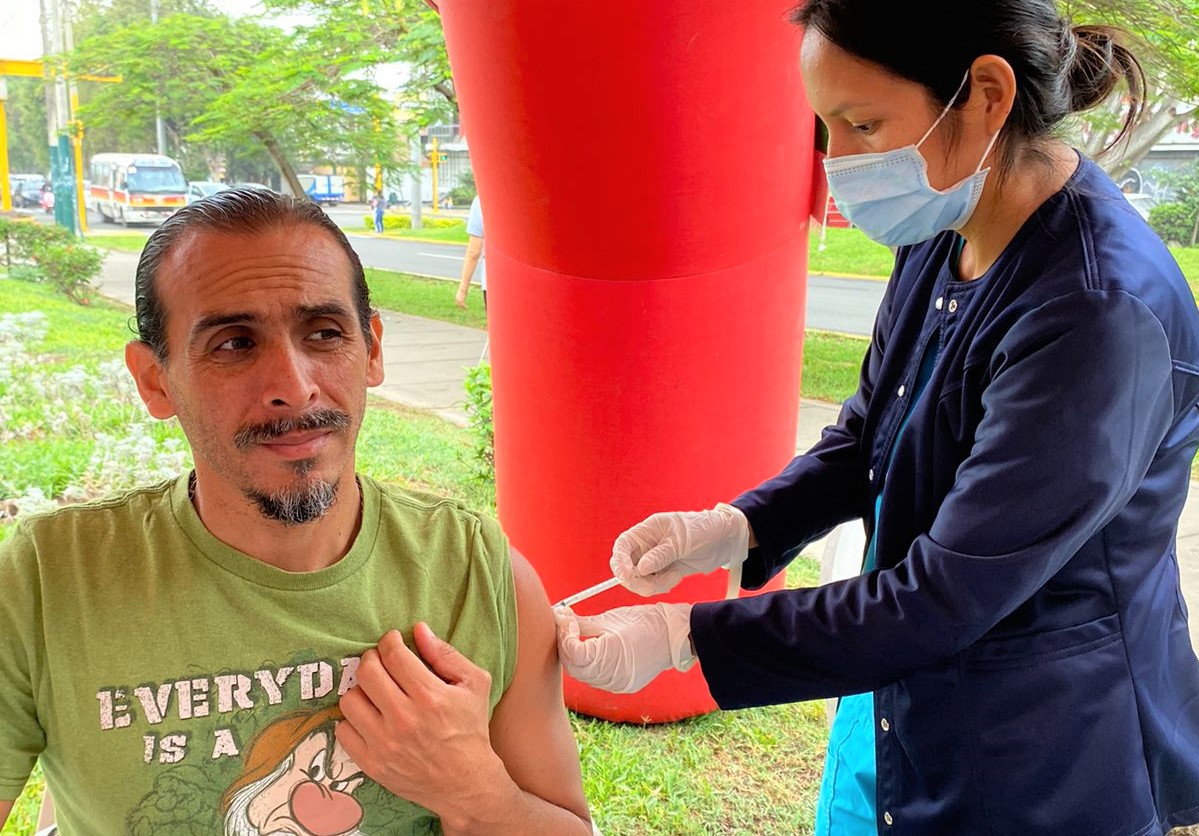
top-left (104, 650), bottom-right (440, 836)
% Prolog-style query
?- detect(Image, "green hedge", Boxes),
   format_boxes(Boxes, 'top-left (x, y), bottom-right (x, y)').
top-left (362, 214), bottom-right (465, 232)
top-left (0, 218), bottom-right (102, 304)
top-left (1151, 202), bottom-right (1198, 247)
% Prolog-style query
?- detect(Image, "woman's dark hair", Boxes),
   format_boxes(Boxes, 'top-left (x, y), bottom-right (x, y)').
top-left (792, 0), bottom-right (1146, 173)
top-left (134, 187), bottom-right (374, 361)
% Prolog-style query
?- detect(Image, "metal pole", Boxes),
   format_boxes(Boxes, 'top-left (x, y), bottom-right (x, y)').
top-left (431, 136), bottom-right (439, 214)
top-left (39, 0), bottom-right (59, 145)
top-left (62, 4), bottom-right (87, 235)
top-left (409, 134), bottom-right (423, 230)
top-left (0, 81), bottom-right (11, 213)
top-left (151, 0), bottom-right (166, 155)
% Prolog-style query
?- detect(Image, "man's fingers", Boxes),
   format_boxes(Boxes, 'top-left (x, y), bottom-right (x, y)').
top-left (333, 713), bottom-right (369, 761)
top-left (361, 632), bottom-right (433, 703)
top-left (339, 681), bottom-right (384, 731)
top-left (412, 622), bottom-right (486, 691)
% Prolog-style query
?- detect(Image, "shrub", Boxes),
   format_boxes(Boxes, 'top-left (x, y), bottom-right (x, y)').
top-left (0, 218), bottom-right (102, 304)
top-left (361, 214), bottom-right (465, 232)
top-left (1150, 202), bottom-right (1198, 247)
top-left (449, 171), bottom-right (477, 208)
top-left (462, 362), bottom-right (494, 485)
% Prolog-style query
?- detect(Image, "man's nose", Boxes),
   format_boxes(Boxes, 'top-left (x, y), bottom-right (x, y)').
top-left (260, 343), bottom-right (319, 409)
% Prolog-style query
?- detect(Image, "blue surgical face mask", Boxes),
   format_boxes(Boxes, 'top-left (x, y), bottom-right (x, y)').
top-left (823, 73), bottom-right (1001, 248)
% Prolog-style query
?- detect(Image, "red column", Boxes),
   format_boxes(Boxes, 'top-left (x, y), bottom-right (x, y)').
top-left (437, 0), bottom-right (815, 722)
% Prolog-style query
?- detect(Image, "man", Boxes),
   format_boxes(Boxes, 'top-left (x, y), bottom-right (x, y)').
top-left (455, 195), bottom-right (485, 310)
top-left (0, 188), bottom-right (592, 835)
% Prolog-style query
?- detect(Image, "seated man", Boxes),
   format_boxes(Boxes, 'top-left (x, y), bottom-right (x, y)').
top-left (0, 188), bottom-right (592, 835)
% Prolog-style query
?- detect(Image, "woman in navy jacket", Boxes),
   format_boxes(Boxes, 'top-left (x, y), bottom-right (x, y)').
top-left (556, 1), bottom-right (1199, 834)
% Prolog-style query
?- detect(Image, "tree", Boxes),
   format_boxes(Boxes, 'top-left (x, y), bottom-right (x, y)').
top-left (4, 78), bottom-right (51, 174)
top-left (1062, 0), bottom-right (1199, 177)
top-left (67, 0), bottom-right (220, 164)
top-left (69, 12), bottom-right (400, 196)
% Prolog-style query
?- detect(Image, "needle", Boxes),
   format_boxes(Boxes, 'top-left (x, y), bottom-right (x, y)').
top-left (554, 576), bottom-right (621, 608)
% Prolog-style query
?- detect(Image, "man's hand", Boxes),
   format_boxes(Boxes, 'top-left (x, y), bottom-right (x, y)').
top-left (610, 504), bottom-right (750, 596)
top-left (554, 602), bottom-right (694, 693)
top-left (337, 625), bottom-right (506, 820)
top-left (455, 287), bottom-right (469, 309)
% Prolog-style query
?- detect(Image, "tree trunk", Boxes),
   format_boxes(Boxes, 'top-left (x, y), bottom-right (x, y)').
top-left (255, 130), bottom-right (305, 198)
top-left (1105, 101), bottom-right (1196, 180)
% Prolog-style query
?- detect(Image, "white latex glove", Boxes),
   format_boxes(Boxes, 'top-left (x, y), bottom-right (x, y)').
top-left (554, 603), bottom-right (695, 694)
top-left (610, 504), bottom-right (750, 596)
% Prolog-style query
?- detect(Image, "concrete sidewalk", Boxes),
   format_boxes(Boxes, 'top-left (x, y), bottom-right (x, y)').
top-left (94, 249), bottom-right (1199, 646)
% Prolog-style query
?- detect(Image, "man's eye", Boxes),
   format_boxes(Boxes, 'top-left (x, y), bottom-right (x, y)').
top-left (308, 328), bottom-right (344, 343)
top-left (852, 121), bottom-right (877, 134)
top-left (214, 336), bottom-right (254, 352)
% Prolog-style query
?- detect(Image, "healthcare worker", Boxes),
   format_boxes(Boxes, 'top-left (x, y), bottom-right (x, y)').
top-left (554, 1), bottom-right (1199, 834)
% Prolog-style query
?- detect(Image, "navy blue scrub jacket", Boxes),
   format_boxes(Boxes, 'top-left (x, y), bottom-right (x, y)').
top-left (692, 157), bottom-right (1199, 836)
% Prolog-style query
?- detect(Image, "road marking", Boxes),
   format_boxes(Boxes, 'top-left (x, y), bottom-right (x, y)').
top-left (417, 253), bottom-right (465, 261)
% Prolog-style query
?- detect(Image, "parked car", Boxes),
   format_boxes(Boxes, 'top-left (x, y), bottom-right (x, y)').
top-left (40, 183), bottom-right (55, 214)
top-left (229, 182), bottom-right (274, 192)
top-left (186, 181), bottom-right (229, 204)
top-left (10, 174), bottom-right (46, 208)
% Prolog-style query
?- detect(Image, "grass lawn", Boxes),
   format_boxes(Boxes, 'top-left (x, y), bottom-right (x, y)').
top-left (1174, 246), bottom-right (1199, 299)
top-left (808, 226), bottom-right (895, 278)
top-left (366, 267), bottom-right (488, 329)
top-left (84, 232), bottom-right (149, 253)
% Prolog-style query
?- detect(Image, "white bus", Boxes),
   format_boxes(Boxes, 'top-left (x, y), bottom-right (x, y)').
top-left (89, 153), bottom-right (187, 225)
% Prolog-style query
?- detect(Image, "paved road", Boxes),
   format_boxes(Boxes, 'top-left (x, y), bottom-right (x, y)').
top-left (341, 232), bottom-right (887, 337)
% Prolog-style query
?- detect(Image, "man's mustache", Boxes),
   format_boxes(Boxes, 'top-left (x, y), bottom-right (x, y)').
top-left (233, 408), bottom-right (352, 449)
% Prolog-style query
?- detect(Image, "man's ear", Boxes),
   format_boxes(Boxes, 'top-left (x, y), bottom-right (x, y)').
top-left (125, 341), bottom-right (178, 420)
top-left (366, 312), bottom-right (385, 388)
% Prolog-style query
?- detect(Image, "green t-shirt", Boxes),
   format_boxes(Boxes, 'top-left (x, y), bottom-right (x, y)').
top-left (0, 474), bottom-right (517, 836)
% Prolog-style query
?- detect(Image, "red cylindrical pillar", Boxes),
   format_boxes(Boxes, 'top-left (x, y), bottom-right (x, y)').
top-left (438, 1), bottom-right (814, 722)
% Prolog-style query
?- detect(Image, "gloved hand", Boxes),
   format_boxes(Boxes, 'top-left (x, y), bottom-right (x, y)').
top-left (554, 603), bottom-right (695, 694)
top-left (610, 504), bottom-right (750, 596)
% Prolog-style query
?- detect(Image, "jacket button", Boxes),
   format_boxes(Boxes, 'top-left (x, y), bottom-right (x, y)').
top-left (884, 811), bottom-right (894, 826)
top-left (897, 384), bottom-right (906, 397)
top-left (948, 299), bottom-right (959, 313)
top-left (869, 469), bottom-right (875, 481)
top-left (935, 296), bottom-right (944, 310)
top-left (880, 717), bottom-right (890, 732)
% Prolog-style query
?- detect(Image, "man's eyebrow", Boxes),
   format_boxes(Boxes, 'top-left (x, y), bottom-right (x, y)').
top-left (191, 312), bottom-right (257, 339)
top-left (190, 304), bottom-right (353, 340)
top-left (299, 303), bottom-right (354, 321)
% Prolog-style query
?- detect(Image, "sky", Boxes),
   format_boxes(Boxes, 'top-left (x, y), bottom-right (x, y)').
top-left (0, 0), bottom-right (404, 91)
top-left (0, 0), bottom-right (295, 61)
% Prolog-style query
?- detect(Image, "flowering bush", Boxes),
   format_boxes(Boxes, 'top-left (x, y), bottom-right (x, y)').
top-left (0, 312), bottom-right (192, 517)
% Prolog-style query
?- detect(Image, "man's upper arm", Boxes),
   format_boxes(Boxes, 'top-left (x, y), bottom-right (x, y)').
top-left (488, 549), bottom-right (590, 825)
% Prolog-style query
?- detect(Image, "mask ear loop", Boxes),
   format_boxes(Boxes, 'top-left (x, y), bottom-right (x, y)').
top-left (916, 71), bottom-right (972, 149)
top-left (974, 128), bottom-right (1003, 174)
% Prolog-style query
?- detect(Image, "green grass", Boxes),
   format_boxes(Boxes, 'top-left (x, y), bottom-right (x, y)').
top-left (1, 275), bottom-right (135, 355)
top-left (366, 267), bottom-right (488, 329)
top-left (801, 331), bottom-right (869, 404)
top-left (808, 226), bottom-right (894, 278)
top-left (577, 557), bottom-right (827, 835)
top-left (0, 275), bottom-right (833, 836)
top-left (85, 232), bottom-right (150, 254)
top-left (0, 765), bottom-right (42, 836)
top-left (1173, 246), bottom-right (1199, 299)
top-left (378, 224), bottom-right (470, 244)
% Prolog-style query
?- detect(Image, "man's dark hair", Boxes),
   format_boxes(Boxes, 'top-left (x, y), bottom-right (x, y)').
top-left (134, 187), bottom-right (374, 360)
